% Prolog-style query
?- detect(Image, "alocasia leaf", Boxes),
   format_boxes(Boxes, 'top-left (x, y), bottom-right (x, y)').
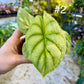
top-left (17, 8), bottom-right (34, 34)
top-left (17, 8), bottom-right (71, 77)
top-left (25, 12), bottom-right (69, 77)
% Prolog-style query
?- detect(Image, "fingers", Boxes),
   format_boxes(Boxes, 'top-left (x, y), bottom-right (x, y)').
top-left (16, 36), bottom-right (25, 54)
top-left (20, 36), bottom-right (25, 45)
top-left (12, 28), bottom-right (23, 40)
top-left (8, 28), bottom-right (23, 45)
top-left (17, 55), bottom-right (32, 64)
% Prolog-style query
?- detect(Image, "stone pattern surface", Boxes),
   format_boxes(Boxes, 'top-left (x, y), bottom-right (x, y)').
top-left (0, 50), bottom-right (80, 84)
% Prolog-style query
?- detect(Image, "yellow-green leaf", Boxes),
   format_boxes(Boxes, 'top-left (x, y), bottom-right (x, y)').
top-left (17, 8), bottom-right (71, 77)
top-left (17, 8), bottom-right (34, 34)
top-left (25, 12), bottom-right (67, 77)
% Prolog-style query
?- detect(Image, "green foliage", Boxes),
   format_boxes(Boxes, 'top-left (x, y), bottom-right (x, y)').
top-left (17, 8), bottom-right (71, 77)
top-left (78, 57), bottom-right (84, 77)
top-left (22, 0), bottom-right (29, 8)
top-left (73, 39), bottom-right (84, 83)
top-left (0, 22), bottom-right (17, 47)
top-left (8, 3), bottom-right (13, 6)
top-left (73, 0), bottom-right (84, 8)
top-left (24, 7), bottom-right (33, 14)
top-left (73, 38), bottom-right (84, 56)
top-left (39, 1), bottom-right (47, 7)
top-left (76, 77), bottom-right (84, 84)
top-left (22, 0), bottom-right (33, 14)
top-left (51, 0), bottom-right (67, 6)
top-left (66, 4), bottom-right (75, 13)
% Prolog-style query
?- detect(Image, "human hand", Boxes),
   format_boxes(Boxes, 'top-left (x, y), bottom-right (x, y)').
top-left (0, 28), bottom-right (32, 74)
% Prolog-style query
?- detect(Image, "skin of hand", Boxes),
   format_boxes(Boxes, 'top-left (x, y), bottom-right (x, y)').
top-left (0, 28), bottom-right (32, 74)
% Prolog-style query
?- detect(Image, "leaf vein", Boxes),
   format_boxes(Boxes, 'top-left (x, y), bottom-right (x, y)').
top-left (27, 33), bottom-right (42, 40)
top-left (37, 50), bottom-right (44, 66)
top-left (31, 39), bottom-right (43, 53)
top-left (47, 49), bottom-right (55, 67)
top-left (46, 37), bottom-right (62, 55)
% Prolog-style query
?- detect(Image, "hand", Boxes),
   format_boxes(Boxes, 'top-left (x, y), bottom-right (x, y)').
top-left (0, 28), bottom-right (32, 74)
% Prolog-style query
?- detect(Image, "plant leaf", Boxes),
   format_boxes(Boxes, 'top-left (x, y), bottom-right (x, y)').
top-left (76, 77), bottom-right (84, 84)
top-left (25, 12), bottom-right (68, 77)
top-left (62, 31), bottom-right (71, 55)
top-left (17, 8), bottom-right (34, 34)
top-left (22, 42), bottom-right (30, 60)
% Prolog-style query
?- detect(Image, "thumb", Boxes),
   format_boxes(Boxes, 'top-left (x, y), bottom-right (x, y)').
top-left (11, 28), bottom-right (23, 41)
top-left (17, 55), bottom-right (32, 64)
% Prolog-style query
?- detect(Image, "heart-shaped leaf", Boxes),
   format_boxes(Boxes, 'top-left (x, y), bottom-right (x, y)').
top-left (17, 8), bottom-right (71, 77)
top-left (25, 12), bottom-right (69, 77)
